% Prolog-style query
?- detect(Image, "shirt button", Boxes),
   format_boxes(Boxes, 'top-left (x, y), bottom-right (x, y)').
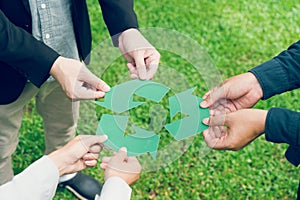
top-left (41, 4), bottom-right (46, 9)
top-left (45, 34), bottom-right (50, 39)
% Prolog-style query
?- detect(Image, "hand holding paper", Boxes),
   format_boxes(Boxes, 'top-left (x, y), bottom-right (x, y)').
top-left (100, 148), bottom-right (142, 185)
top-left (200, 72), bottom-right (263, 114)
top-left (202, 109), bottom-right (267, 150)
top-left (50, 56), bottom-right (111, 100)
top-left (118, 28), bottom-right (160, 80)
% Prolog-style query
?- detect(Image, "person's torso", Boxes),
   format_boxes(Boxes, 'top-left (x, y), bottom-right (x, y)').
top-left (29, 0), bottom-right (79, 60)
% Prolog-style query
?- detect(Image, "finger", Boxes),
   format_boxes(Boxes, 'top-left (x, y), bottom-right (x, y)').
top-left (145, 60), bottom-right (159, 80)
top-left (126, 63), bottom-right (138, 75)
top-left (89, 144), bottom-right (102, 153)
top-left (200, 91), bottom-right (212, 108)
top-left (132, 52), bottom-right (147, 80)
top-left (84, 160), bottom-right (97, 167)
top-left (145, 51), bottom-right (160, 80)
top-left (202, 90), bottom-right (211, 100)
top-left (100, 163), bottom-right (108, 169)
top-left (127, 63), bottom-right (139, 79)
top-left (212, 126), bottom-right (222, 138)
top-left (83, 153), bottom-right (99, 160)
top-left (75, 84), bottom-right (106, 100)
top-left (103, 145), bottom-right (111, 151)
top-left (130, 74), bottom-right (139, 79)
top-left (202, 128), bottom-right (218, 148)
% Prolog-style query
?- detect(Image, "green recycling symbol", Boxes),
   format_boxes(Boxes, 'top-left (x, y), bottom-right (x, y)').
top-left (94, 79), bottom-right (209, 159)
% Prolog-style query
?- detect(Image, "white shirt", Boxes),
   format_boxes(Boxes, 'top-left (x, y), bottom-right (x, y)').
top-left (0, 156), bottom-right (132, 200)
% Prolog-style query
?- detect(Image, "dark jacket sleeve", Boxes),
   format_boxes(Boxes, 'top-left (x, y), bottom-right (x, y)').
top-left (249, 41), bottom-right (300, 167)
top-left (249, 40), bottom-right (300, 100)
top-left (99, 0), bottom-right (138, 46)
top-left (265, 108), bottom-right (300, 166)
top-left (0, 10), bottom-right (59, 87)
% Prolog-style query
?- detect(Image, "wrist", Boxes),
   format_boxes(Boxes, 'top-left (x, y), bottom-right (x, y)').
top-left (119, 28), bottom-right (139, 39)
top-left (48, 150), bottom-right (68, 176)
top-left (247, 72), bottom-right (263, 99)
top-left (49, 56), bottom-right (64, 77)
top-left (254, 109), bottom-right (268, 136)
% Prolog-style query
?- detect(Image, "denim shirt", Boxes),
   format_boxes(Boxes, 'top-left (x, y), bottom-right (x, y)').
top-left (29, 0), bottom-right (79, 81)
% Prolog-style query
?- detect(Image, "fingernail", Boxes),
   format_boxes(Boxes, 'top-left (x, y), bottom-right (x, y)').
top-left (200, 101), bottom-right (207, 107)
top-left (102, 135), bottom-right (108, 140)
top-left (120, 147), bottom-right (127, 152)
top-left (102, 84), bottom-right (111, 92)
top-left (203, 118), bottom-right (209, 125)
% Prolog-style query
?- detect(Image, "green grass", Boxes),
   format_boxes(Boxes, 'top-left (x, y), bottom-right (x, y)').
top-left (13, 0), bottom-right (299, 199)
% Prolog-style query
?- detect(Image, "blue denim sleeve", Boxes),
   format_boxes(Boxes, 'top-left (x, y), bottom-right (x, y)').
top-left (249, 40), bottom-right (300, 100)
top-left (265, 108), bottom-right (300, 166)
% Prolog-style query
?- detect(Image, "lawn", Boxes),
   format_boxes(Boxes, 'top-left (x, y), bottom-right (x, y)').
top-left (14, 0), bottom-right (299, 199)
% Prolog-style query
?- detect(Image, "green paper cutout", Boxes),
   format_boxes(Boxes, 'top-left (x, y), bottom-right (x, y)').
top-left (96, 114), bottom-right (160, 159)
top-left (93, 79), bottom-right (170, 113)
top-left (94, 80), bottom-right (209, 159)
top-left (164, 88), bottom-right (210, 140)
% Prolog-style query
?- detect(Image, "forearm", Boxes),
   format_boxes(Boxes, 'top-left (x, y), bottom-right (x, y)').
top-left (98, 0), bottom-right (138, 46)
top-left (250, 40), bottom-right (300, 99)
top-left (0, 156), bottom-right (59, 200)
top-left (0, 10), bottom-right (59, 87)
top-left (265, 108), bottom-right (300, 166)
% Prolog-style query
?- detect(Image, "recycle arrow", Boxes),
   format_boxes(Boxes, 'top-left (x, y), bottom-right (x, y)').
top-left (96, 114), bottom-right (160, 159)
top-left (93, 79), bottom-right (170, 113)
top-left (164, 88), bottom-right (210, 140)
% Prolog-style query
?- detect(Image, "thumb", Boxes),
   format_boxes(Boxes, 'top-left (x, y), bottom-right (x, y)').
top-left (203, 114), bottom-right (227, 127)
top-left (80, 67), bottom-right (111, 92)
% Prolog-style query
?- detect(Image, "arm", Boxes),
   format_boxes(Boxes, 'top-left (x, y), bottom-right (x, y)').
top-left (98, 0), bottom-right (160, 80)
top-left (200, 40), bottom-right (300, 110)
top-left (265, 108), bottom-right (300, 166)
top-left (0, 10), bottom-right (59, 87)
top-left (0, 135), bottom-right (107, 199)
top-left (98, 0), bottom-right (138, 46)
top-left (0, 156), bottom-right (59, 200)
top-left (202, 109), bottom-right (300, 167)
top-left (250, 40), bottom-right (300, 99)
top-left (0, 10), bottom-right (110, 102)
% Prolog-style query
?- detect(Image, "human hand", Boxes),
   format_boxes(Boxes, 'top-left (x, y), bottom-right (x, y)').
top-left (200, 73), bottom-right (263, 114)
top-left (118, 28), bottom-right (160, 80)
top-left (202, 109), bottom-right (267, 150)
top-left (50, 56), bottom-right (110, 100)
top-left (48, 135), bottom-right (107, 176)
top-left (100, 148), bottom-right (142, 185)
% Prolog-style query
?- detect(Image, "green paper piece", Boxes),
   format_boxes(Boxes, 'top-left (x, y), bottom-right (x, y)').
top-left (94, 80), bottom-right (209, 160)
top-left (164, 88), bottom-right (210, 140)
top-left (93, 79), bottom-right (170, 113)
top-left (96, 114), bottom-right (160, 159)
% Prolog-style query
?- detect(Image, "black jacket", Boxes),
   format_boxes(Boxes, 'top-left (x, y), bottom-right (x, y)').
top-left (250, 40), bottom-right (300, 167)
top-left (250, 40), bottom-right (300, 198)
top-left (0, 0), bottom-right (138, 104)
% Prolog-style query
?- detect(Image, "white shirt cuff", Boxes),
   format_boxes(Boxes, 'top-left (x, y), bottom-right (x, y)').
top-left (97, 176), bottom-right (132, 200)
